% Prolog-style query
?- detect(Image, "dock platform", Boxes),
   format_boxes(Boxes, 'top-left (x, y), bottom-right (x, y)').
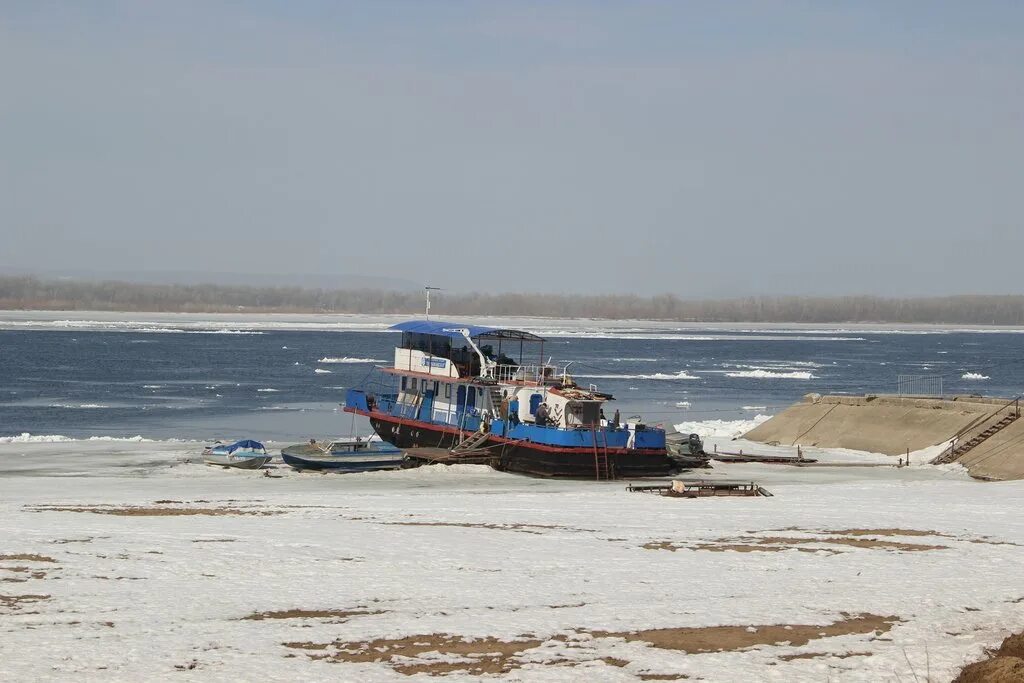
top-left (403, 446), bottom-right (499, 467)
top-left (628, 480), bottom-right (773, 498)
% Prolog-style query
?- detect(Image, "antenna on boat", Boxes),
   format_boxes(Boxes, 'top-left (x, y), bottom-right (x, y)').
top-left (424, 286), bottom-right (442, 319)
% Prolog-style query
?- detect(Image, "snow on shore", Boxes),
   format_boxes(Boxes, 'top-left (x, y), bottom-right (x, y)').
top-left (2, 435), bottom-right (1022, 681)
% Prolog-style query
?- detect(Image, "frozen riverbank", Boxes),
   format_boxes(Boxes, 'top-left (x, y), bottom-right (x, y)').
top-left (2, 440), bottom-right (1023, 681)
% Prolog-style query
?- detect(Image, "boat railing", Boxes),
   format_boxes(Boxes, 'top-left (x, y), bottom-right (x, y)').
top-left (488, 363), bottom-right (571, 385)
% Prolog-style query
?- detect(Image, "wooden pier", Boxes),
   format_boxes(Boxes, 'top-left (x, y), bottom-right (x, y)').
top-left (628, 480), bottom-right (773, 498)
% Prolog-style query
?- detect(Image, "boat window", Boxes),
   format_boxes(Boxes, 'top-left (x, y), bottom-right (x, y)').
top-left (444, 383), bottom-right (451, 399)
top-left (401, 377), bottom-right (407, 390)
top-left (411, 377), bottom-right (418, 391)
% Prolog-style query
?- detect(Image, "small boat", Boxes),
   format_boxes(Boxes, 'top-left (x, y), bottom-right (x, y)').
top-left (281, 438), bottom-right (404, 472)
top-left (202, 439), bottom-right (273, 469)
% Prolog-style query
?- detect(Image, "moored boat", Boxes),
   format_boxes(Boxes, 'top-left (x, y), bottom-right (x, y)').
top-left (202, 439), bottom-right (273, 469)
top-left (343, 320), bottom-right (682, 479)
top-left (281, 438), bottom-right (404, 472)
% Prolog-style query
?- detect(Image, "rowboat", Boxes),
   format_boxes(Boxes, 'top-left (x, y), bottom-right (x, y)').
top-left (202, 439), bottom-right (273, 469)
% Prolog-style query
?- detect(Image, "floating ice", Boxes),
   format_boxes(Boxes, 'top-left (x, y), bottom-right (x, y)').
top-left (0, 433), bottom-right (156, 443)
top-left (318, 357), bottom-right (386, 364)
top-left (314, 369), bottom-right (332, 374)
top-left (48, 403), bottom-right (110, 409)
top-left (962, 372), bottom-right (990, 380)
top-left (673, 414), bottom-right (771, 438)
top-left (725, 370), bottom-right (816, 380)
top-left (578, 370), bottom-right (698, 380)
top-left (256, 388), bottom-right (280, 393)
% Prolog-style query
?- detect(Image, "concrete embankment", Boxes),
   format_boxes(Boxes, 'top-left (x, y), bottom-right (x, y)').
top-left (744, 394), bottom-right (1024, 480)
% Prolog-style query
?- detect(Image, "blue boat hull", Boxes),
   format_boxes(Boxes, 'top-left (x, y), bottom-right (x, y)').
top-left (280, 443), bottom-right (405, 472)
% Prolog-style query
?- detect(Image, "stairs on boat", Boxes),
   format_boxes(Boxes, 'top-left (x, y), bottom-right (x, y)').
top-left (453, 429), bottom-right (490, 453)
top-left (932, 410), bottom-right (1020, 465)
top-left (486, 385), bottom-right (504, 414)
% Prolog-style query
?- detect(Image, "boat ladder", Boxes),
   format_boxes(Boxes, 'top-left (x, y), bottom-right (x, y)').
top-left (453, 429), bottom-right (490, 453)
top-left (591, 425), bottom-right (612, 481)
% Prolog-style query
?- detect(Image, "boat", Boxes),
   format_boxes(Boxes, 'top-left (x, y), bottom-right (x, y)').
top-left (202, 439), bottom-right (273, 469)
top-left (342, 320), bottom-right (683, 479)
top-left (280, 438), bottom-right (405, 472)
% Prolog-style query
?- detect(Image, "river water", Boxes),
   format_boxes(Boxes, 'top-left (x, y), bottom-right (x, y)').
top-left (1, 317), bottom-right (1019, 440)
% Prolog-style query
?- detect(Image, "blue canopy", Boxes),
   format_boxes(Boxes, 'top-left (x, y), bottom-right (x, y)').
top-left (225, 439), bottom-right (265, 453)
top-left (389, 320), bottom-right (543, 342)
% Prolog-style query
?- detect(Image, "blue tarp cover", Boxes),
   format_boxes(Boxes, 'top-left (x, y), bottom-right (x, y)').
top-left (226, 439), bottom-right (265, 452)
top-left (389, 320), bottom-right (543, 341)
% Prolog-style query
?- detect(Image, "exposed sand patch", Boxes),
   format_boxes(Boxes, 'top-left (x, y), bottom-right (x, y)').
top-left (26, 505), bottom-right (279, 517)
top-left (243, 608), bottom-right (383, 622)
top-left (644, 535), bottom-right (946, 553)
top-left (0, 594), bottom-right (50, 610)
top-left (752, 536), bottom-right (946, 552)
top-left (285, 634), bottom-right (547, 675)
top-left (778, 650), bottom-right (873, 661)
top-left (593, 613), bottom-right (898, 653)
top-left (954, 632), bottom-right (1024, 682)
top-left (1, 567), bottom-right (49, 582)
top-left (282, 614), bottom-right (897, 675)
top-left (0, 554), bottom-right (57, 562)
top-left (826, 528), bottom-right (952, 537)
top-left (381, 521), bottom-right (587, 534)
top-left (643, 541), bottom-right (835, 555)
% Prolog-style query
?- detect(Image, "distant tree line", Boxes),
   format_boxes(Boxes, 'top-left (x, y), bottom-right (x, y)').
top-left (3, 275), bottom-right (1024, 324)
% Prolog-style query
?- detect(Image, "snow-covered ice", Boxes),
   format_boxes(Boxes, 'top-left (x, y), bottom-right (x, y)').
top-left (2, 437), bottom-right (1022, 682)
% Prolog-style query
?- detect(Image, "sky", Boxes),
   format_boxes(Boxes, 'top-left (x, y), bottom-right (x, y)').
top-left (1, 1), bottom-right (1022, 298)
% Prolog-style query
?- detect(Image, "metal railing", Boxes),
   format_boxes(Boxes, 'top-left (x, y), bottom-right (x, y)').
top-left (489, 363), bottom-right (570, 384)
top-left (897, 374), bottom-right (944, 398)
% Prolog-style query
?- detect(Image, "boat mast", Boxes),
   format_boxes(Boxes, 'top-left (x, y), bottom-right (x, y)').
top-left (424, 286), bottom-right (441, 320)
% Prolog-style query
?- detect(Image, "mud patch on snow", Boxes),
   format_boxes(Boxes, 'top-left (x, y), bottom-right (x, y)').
top-left (0, 593), bottom-right (50, 611)
top-left (594, 613), bottom-right (899, 653)
top-left (243, 608), bottom-right (384, 622)
top-left (382, 521), bottom-right (589, 535)
top-left (26, 505), bottom-right (280, 517)
top-left (0, 554), bottom-right (57, 563)
top-left (825, 528), bottom-right (953, 538)
top-left (778, 650), bottom-right (873, 661)
top-left (644, 535), bottom-right (946, 553)
top-left (283, 614), bottom-right (898, 675)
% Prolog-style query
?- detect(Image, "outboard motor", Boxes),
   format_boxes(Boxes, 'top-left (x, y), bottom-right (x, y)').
top-left (688, 433), bottom-right (704, 455)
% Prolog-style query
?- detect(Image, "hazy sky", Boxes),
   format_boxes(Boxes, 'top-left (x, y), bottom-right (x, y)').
top-left (2, 2), bottom-right (1022, 297)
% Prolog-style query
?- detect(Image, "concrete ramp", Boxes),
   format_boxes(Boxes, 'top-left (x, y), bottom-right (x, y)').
top-left (744, 394), bottom-right (1024, 480)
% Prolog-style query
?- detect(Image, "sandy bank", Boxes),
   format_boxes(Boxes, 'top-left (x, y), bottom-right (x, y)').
top-left (745, 394), bottom-right (1024, 480)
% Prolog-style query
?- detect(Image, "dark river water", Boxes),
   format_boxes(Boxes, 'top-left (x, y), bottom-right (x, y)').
top-left (1, 326), bottom-right (1019, 440)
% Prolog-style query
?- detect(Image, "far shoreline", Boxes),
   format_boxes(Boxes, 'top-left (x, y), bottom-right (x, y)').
top-left (3, 309), bottom-right (1024, 333)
